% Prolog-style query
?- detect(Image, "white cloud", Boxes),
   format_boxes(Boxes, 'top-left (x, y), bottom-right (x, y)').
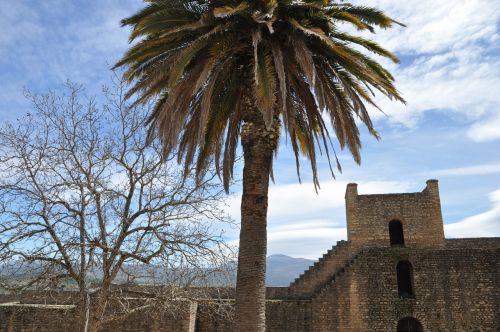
top-left (226, 180), bottom-right (415, 258)
top-left (373, 48), bottom-right (500, 127)
top-left (2, 0), bottom-right (498, 259)
top-left (226, 180), bottom-right (414, 225)
top-left (268, 226), bottom-right (347, 260)
top-left (227, 178), bottom-right (500, 258)
top-left (347, 0), bottom-right (500, 141)
top-left (428, 162), bottom-right (500, 177)
top-left (0, 2), bottom-right (43, 48)
top-left (269, 227), bottom-right (343, 242)
top-left (445, 190), bottom-right (500, 238)
top-left (0, 0), bottom-right (141, 119)
top-left (467, 114), bottom-right (500, 142)
top-left (359, 0), bottom-right (499, 54)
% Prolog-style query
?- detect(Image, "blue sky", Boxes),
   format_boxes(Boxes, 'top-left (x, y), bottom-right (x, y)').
top-left (1, 0), bottom-right (499, 259)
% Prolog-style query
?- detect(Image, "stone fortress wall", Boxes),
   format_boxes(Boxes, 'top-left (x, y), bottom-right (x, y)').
top-left (1, 180), bottom-right (499, 331)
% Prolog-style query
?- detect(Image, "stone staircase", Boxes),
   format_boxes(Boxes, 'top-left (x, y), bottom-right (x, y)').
top-left (311, 249), bottom-right (365, 300)
top-left (288, 240), bottom-right (350, 299)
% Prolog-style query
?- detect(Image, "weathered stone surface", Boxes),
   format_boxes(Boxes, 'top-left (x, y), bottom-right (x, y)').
top-left (346, 180), bottom-right (446, 252)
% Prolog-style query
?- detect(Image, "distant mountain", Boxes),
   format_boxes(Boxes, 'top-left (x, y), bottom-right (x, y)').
top-left (1, 254), bottom-right (315, 288)
top-left (266, 254), bottom-right (314, 287)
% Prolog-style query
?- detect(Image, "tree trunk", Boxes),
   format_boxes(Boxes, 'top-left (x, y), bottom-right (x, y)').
top-left (234, 104), bottom-right (277, 331)
top-left (78, 288), bottom-right (91, 332)
top-left (88, 322), bottom-right (100, 332)
top-left (80, 288), bottom-right (104, 332)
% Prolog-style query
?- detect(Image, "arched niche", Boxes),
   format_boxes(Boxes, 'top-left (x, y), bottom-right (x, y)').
top-left (397, 317), bottom-right (423, 332)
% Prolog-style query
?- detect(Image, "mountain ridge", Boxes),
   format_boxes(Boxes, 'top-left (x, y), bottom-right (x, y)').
top-left (266, 254), bottom-right (315, 286)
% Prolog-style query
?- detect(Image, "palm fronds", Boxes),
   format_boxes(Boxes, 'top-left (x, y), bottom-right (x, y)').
top-left (115, 0), bottom-right (405, 190)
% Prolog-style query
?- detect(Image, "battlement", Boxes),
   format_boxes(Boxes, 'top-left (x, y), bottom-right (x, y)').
top-left (346, 180), bottom-right (445, 251)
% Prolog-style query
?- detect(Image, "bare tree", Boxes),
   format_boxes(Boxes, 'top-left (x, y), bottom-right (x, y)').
top-left (0, 75), bottom-right (234, 332)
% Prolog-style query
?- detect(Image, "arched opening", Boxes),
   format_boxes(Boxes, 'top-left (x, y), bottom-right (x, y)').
top-left (397, 317), bottom-right (423, 332)
top-left (389, 220), bottom-right (405, 246)
top-left (396, 260), bottom-right (414, 298)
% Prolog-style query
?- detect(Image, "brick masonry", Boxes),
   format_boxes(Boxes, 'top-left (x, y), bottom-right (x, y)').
top-left (1, 180), bottom-right (499, 331)
top-left (346, 180), bottom-right (446, 252)
top-left (0, 303), bottom-right (77, 332)
top-left (0, 299), bottom-right (197, 332)
top-left (311, 244), bottom-right (499, 331)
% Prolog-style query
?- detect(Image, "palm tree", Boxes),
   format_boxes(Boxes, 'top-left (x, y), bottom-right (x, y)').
top-left (115, 1), bottom-right (404, 330)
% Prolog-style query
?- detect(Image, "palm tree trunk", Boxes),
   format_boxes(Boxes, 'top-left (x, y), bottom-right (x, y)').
top-left (234, 104), bottom-right (277, 331)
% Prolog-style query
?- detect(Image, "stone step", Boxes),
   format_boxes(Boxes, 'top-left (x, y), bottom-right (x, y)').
top-left (311, 249), bottom-right (365, 298)
top-left (289, 242), bottom-right (352, 289)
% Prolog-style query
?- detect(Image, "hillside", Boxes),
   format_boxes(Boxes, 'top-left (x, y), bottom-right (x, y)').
top-left (266, 254), bottom-right (314, 286)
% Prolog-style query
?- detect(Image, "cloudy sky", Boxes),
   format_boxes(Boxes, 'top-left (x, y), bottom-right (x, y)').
top-left (1, 0), bottom-right (499, 259)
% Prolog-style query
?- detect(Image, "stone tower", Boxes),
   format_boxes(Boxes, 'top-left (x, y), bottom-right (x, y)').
top-left (345, 180), bottom-right (446, 252)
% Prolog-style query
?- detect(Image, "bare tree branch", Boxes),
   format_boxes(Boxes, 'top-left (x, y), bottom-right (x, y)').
top-left (0, 75), bottom-right (235, 332)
